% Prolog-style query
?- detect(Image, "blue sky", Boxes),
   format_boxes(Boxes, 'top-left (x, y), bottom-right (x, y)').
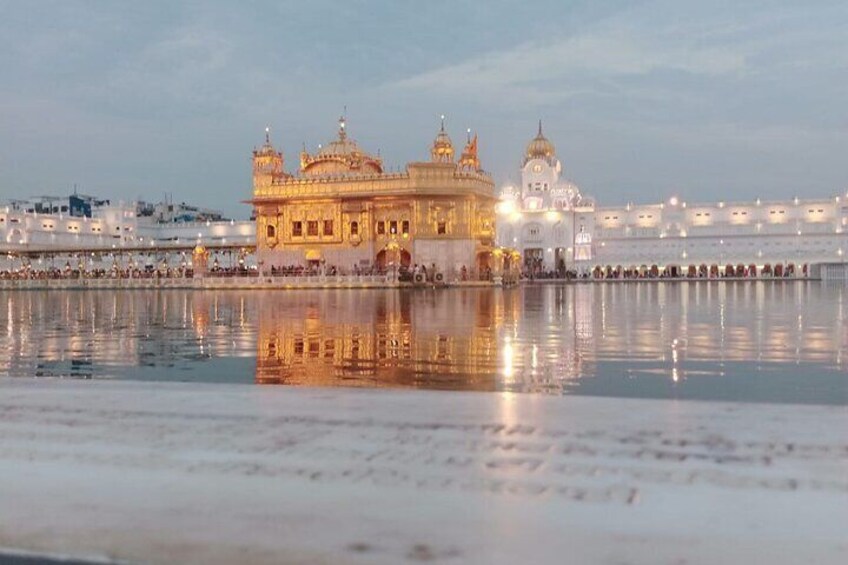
top-left (0, 0), bottom-right (846, 217)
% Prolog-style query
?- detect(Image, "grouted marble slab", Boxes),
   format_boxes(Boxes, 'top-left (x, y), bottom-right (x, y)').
top-left (0, 379), bottom-right (845, 564)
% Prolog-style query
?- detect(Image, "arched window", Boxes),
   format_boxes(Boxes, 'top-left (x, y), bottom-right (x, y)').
top-left (266, 224), bottom-right (276, 239)
top-left (350, 221), bottom-right (359, 236)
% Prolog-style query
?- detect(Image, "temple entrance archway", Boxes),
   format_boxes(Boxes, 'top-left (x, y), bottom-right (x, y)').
top-left (476, 251), bottom-right (493, 280)
top-left (375, 245), bottom-right (411, 270)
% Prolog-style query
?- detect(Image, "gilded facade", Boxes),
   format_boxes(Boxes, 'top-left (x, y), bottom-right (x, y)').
top-left (250, 117), bottom-right (498, 277)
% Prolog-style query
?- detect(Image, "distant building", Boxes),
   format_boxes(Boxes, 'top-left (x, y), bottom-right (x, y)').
top-left (497, 124), bottom-right (848, 274)
top-left (0, 193), bottom-right (252, 256)
top-left (250, 117), bottom-right (500, 277)
top-left (136, 200), bottom-right (227, 224)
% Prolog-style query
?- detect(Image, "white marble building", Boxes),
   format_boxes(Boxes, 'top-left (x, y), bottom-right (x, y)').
top-left (497, 125), bottom-right (848, 275)
top-left (495, 123), bottom-right (594, 275)
top-left (1, 197), bottom-right (254, 252)
top-left (0, 196), bottom-right (255, 271)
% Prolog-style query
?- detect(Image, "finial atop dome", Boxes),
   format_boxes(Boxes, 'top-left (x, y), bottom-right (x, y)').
top-left (338, 108), bottom-right (347, 141)
top-left (538, 119), bottom-right (543, 136)
top-left (265, 126), bottom-right (271, 144)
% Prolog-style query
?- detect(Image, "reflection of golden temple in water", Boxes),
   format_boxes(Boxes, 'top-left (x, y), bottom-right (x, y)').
top-left (254, 283), bottom-right (848, 392)
top-left (255, 290), bottom-right (521, 390)
top-left (0, 284), bottom-right (846, 395)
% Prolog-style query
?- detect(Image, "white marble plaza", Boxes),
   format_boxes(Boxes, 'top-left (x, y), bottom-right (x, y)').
top-left (0, 380), bottom-right (845, 564)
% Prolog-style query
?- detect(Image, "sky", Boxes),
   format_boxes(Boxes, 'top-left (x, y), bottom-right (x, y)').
top-left (0, 0), bottom-right (846, 218)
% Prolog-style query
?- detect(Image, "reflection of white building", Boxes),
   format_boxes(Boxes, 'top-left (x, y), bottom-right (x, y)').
top-left (497, 125), bottom-right (848, 274)
top-left (495, 123), bottom-right (594, 274)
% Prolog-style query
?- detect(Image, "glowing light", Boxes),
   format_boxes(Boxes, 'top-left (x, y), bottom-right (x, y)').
top-left (545, 210), bottom-right (559, 222)
top-left (497, 200), bottom-right (516, 215)
top-left (502, 338), bottom-right (515, 379)
top-left (669, 196), bottom-right (679, 206)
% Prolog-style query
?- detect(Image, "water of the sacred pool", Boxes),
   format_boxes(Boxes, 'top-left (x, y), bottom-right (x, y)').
top-left (1, 282), bottom-right (846, 405)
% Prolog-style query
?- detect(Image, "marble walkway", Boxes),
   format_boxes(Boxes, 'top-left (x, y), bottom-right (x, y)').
top-left (0, 379), bottom-right (845, 564)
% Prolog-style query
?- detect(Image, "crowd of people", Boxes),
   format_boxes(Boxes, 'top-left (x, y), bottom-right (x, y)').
top-left (266, 264), bottom-right (384, 277)
top-left (590, 262), bottom-right (808, 280)
top-left (512, 261), bottom-right (812, 281)
top-left (1, 257), bottom-right (810, 283)
top-left (0, 264), bottom-right (195, 280)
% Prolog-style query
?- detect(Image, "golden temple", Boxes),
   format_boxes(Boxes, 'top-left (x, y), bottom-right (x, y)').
top-left (250, 115), bottom-right (503, 279)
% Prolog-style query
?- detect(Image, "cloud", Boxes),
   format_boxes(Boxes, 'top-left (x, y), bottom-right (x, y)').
top-left (387, 22), bottom-right (748, 105)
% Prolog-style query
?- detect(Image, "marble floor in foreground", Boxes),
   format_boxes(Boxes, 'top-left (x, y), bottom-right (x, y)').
top-left (0, 380), bottom-right (845, 564)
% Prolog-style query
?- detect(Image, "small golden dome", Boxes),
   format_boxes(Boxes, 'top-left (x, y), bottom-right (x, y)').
top-left (431, 115), bottom-right (455, 163)
top-left (526, 120), bottom-right (555, 160)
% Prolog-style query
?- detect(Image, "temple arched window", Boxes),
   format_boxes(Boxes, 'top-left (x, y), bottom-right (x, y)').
top-left (266, 224), bottom-right (276, 239)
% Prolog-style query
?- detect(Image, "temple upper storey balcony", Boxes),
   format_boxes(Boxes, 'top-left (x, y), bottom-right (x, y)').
top-left (253, 163), bottom-right (494, 202)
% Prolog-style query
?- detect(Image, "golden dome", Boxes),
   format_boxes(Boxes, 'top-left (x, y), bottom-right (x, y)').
top-left (525, 120), bottom-right (555, 160)
top-left (254, 127), bottom-right (280, 157)
top-left (300, 115), bottom-right (383, 176)
top-left (431, 115), bottom-right (455, 163)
